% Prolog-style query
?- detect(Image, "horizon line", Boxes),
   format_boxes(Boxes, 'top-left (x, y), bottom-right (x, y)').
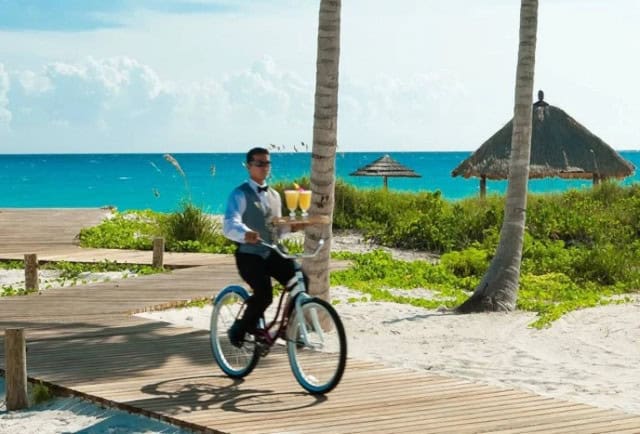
top-left (1, 149), bottom-right (640, 156)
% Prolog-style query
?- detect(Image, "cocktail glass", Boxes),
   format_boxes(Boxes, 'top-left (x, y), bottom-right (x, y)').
top-left (284, 190), bottom-right (300, 219)
top-left (299, 190), bottom-right (312, 218)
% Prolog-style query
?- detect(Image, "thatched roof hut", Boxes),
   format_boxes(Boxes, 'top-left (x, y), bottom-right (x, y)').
top-left (452, 91), bottom-right (635, 197)
top-left (350, 154), bottom-right (420, 189)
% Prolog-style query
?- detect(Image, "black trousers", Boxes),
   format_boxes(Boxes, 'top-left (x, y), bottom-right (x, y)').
top-left (234, 250), bottom-right (309, 331)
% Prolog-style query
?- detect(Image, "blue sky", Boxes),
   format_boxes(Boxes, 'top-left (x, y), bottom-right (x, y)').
top-left (0, 0), bottom-right (638, 153)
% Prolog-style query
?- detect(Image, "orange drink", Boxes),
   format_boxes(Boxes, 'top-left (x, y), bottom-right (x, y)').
top-left (284, 190), bottom-right (299, 219)
top-left (299, 190), bottom-right (312, 217)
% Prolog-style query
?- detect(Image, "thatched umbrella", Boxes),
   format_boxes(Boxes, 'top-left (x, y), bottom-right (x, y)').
top-left (452, 91), bottom-right (635, 197)
top-left (350, 154), bottom-right (421, 189)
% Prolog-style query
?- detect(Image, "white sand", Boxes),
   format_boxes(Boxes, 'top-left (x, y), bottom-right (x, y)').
top-left (0, 385), bottom-right (187, 433)
top-left (138, 286), bottom-right (640, 416)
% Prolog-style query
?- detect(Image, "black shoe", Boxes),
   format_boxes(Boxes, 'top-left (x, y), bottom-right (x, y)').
top-left (228, 320), bottom-right (246, 348)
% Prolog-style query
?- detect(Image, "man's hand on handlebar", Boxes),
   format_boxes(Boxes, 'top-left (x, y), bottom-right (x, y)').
top-left (244, 230), bottom-right (261, 244)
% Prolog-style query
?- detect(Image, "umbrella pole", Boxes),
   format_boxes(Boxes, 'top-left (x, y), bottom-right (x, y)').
top-left (383, 176), bottom-right (388, 190)
top-left (480, 176), bottom-right (487, 199)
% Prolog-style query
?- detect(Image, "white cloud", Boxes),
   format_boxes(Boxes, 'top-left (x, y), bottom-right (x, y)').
top-left (3, 57), bottom-right (176, 152)
top-left (1, 55), bottom-right (485, 152)
top-left (336, 71), bottom-right (509, 151)
top-left (163, 56), bottom-right (314, 149)
top-left (0, 64), bottom-right (11, 128)
top-left (15, 57), bottom-right (170, 126)
top-left (1, 56), bottom-right (315, 152)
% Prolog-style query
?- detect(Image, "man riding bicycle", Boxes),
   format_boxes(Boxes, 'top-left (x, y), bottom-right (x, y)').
top-left (222, 147), bottom-right (308, 347)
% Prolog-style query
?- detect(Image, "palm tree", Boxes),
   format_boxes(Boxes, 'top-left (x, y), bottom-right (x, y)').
top-left (457, 0), bottom-right (539, 313)
top-left (303, 0), bottom-right (341, 301)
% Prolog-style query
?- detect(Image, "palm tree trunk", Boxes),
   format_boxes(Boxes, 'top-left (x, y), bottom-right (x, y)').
top-left (457, 0), bottom-right (539, 313)
top-left (303, 0), bottom-right (341, 301)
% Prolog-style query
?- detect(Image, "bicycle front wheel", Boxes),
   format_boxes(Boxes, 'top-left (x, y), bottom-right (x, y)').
top-left (287, 297), bottom-right (347, 394)
top-left (210, 285), bottom-right (259, 378)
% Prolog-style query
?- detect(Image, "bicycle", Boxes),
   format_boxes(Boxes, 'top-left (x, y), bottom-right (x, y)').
top-left (209, 237), bottom-right (347, 395)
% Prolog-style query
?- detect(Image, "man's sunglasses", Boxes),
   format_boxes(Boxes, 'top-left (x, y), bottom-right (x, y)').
top-left (250, 160), bottom-right (271, 167)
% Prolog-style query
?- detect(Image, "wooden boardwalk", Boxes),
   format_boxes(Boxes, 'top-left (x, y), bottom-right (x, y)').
top-left (0, 208), bottom-right (219, 267)
top-left (2, 209), bottom-right (640, 433)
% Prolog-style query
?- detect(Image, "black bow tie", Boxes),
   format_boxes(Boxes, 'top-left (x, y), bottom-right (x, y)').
top-left (257, 185), bottom-right (269, 193)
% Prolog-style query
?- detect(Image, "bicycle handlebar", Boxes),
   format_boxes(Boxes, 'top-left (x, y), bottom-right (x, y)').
top-left (261, 239), bottom-right (325, 260)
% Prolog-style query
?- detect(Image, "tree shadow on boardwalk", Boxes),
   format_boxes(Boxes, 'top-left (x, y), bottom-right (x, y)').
top-left (0, 319), bottom-right (220, 385)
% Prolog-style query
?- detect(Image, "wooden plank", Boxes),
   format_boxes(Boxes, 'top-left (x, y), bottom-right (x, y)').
top-left (486, 413), bottom-right (640, 434)
top-left (191, 393), bottom-right (570, 432)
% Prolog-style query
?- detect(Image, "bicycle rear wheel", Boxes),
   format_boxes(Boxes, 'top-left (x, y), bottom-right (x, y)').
top-left (287, 297), bottom-right (347, 394)
top-left (210, 285), bottom-right (259, 378)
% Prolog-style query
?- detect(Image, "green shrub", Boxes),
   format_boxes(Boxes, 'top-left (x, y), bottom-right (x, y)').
top-left (329, 181), bottom-right (640, 326)
top-left (569, 242), bottom-right (636, 285)
top-left (0, 260), bottom-right (25, 270)
top-left (445, 196), bottom-right (504, 250)
top-left (521, 236), bottom-right (573, 276)
top-left (330, 250), bottom-right (469, 308)
top-left (30, 381), bottom-right (55, 405)
top-left (163, 201), bottom-right (235, 253)
top-left (517, 272), bottom-right (625, 328)
top-left (79, 205), bottom-right (235, 254)
top-left (2, 284), bottom-right (23, 296)
top-left (334, 186), bottom-right (454, 252)
top-left (440, 247), bottom-right (490, 278)
top-left (79, 210), bottom-right (161, 250)
top-left (163, 201), bottom-right (217, 245)
top-left (158, 154), bottom-right (233, 253)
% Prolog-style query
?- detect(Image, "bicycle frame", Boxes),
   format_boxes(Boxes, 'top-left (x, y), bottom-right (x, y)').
top-left (251, 240), bottom-right (325, 350)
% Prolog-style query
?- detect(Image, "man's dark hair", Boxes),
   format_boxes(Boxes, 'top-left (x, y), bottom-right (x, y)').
top-left (246, 147), bottom-right (270, 164)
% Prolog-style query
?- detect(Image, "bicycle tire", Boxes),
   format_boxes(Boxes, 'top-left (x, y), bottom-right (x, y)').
top-left (286, 297), bottom-right (347, 394)
top-left (210, 285), bottom-right (260, 378)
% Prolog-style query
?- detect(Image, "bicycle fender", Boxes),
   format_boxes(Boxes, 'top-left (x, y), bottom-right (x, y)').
top-left (213, 284), bottom-right (250, 304)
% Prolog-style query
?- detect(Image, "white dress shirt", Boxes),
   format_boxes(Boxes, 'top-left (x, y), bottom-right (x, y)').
top-left (223, 179), bottom-right (286, 243)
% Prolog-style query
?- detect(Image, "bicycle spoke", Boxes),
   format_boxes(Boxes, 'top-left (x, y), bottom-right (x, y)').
top-left (210, 286), bottom-right (260, 378)
top-left (287, 298), bottom-right (347, 394)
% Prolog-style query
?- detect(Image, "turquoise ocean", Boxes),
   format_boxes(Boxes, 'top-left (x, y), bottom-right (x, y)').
top-left (1, 151), bottom-right (639, 213)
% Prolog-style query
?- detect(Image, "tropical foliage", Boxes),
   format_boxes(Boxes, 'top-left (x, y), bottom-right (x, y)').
top-left (77, 174), bottom-right (640, 327)
top-left (329, 180), bottom-right (640, 327)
